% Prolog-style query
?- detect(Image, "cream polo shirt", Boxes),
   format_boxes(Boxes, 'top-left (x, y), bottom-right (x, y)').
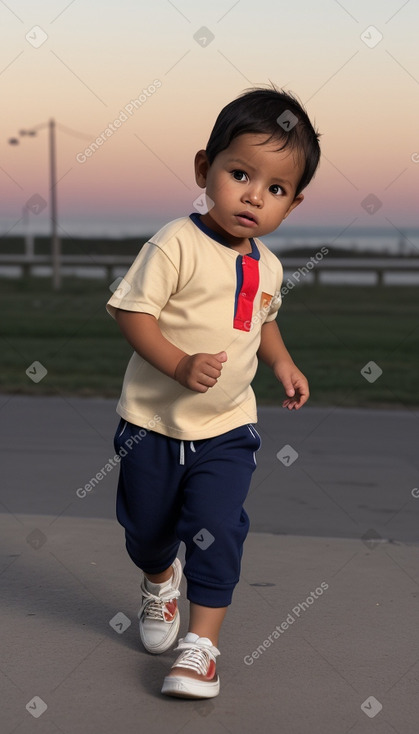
top-left (106, 214), bottom-right (284, 440)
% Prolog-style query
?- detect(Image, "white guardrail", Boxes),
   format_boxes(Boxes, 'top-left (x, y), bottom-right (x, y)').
top-left (1, 254), bottom-right (419, 285)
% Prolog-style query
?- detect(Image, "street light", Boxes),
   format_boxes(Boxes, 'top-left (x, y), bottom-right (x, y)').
top-left (8, 119), bottom-right (61, 290)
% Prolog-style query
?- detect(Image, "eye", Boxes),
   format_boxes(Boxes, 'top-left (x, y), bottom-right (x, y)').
top-left (232, 170), bottom-right (248, 182)
top-left (269, 184), bottom-right (285, 196)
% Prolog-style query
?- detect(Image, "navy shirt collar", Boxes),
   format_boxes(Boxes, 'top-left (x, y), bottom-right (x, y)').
top-left (189, 212), bottom-right (259, 260)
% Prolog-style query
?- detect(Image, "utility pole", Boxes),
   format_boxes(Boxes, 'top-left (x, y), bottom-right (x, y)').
top-left (22, 204), bottom-right (34, 257)
top-left (49, 118), bottom-right (61, 290)
top-left (8, 119), bottom-right (92, 290)
top-left (8, 120), bottom-right (61, 290)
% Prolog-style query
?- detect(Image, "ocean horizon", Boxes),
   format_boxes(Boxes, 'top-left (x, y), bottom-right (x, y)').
top-left (3, 220), bottom-right (419, 256)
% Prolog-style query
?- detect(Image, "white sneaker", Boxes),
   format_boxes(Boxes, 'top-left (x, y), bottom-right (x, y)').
top-left (138, 558), bottom-right (182, 654)
top-left (161, 632), bottom-right (220, 698)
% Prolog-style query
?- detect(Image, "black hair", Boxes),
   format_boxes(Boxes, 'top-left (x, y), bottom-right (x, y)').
top-left (205, 85), bottom-right (321, 198)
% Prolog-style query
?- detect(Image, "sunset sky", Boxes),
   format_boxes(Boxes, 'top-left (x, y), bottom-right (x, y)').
top-left (1, 0), bottom-right (418, 238)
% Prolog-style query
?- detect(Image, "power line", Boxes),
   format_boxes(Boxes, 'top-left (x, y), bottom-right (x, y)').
top-left (56, 122), bottom-right (94, 141)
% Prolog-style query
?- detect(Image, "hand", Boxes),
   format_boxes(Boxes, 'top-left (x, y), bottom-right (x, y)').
top-left (273, 359), bottom-right (309, 410)
top-left (174, 351), bottom-right (227, 393)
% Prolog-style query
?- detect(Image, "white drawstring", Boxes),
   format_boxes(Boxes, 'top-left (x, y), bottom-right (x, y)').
top-left (179, 441), bottom-right (196, 464)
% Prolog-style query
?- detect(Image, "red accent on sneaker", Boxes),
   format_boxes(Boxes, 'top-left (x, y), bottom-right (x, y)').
top-left (205, 660), bottom-right (216, 681)
top-left (164, 600), bottom-right (177, 622)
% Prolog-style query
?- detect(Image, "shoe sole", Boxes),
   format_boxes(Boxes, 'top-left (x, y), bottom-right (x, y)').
top-left (161, 675), bottom-right (220, 699)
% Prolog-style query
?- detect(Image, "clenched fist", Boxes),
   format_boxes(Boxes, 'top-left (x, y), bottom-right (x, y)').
top-left (174, 351), bottom-right (227, 392)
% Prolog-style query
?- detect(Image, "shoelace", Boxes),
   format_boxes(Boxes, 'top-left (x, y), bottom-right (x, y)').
top-left (139, 586), bottom-right (180, 621)
top-left (172, 640), bottom-right (220, 675)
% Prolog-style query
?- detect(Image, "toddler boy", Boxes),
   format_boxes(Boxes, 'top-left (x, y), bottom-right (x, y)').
top-left (106, 85), bottom-right (321, 698)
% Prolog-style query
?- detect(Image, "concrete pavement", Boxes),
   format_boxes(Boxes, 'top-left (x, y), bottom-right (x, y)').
top-left (1, 394), bottom-right (419, 733)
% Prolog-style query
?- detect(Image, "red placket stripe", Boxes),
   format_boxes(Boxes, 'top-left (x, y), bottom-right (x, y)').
top-left (233, 255), bottom-right (260, 331)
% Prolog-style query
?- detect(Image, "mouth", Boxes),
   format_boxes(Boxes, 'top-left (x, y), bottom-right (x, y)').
top-left (235, 211), bottom-right (258, 227)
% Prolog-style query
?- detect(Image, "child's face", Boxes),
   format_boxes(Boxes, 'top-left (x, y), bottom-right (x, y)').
top-left (194, 133), bottom-right (305, 248)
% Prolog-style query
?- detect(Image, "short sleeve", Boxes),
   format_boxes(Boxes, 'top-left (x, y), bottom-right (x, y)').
top-left (264, 257), bottom-right (283, 322)
top-left (264, 290), bottom-right (283, 322)
top-left (106, 241), bottom-right (179, 320)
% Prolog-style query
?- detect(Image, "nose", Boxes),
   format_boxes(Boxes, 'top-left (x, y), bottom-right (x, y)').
top-left (243, 183), bottom-right (263, 207)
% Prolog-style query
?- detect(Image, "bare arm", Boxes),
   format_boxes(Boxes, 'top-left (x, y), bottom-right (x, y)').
top-left (115, 310), bottom-right (186, 379)
top-left (114, 309), bottom-right (227, 393)
top-left (257, 320), bottom-right (309, 410)
top-left (257, 319), bottom-right (294, 369)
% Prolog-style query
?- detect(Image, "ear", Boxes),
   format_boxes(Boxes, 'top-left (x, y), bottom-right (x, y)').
top-left (194, 149), bottom-right (210, 188)
top-left (283, 193), bottom-right (304, 220)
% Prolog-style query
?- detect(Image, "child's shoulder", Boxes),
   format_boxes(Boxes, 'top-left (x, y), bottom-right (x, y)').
top-left (149, 216), bottom-right (194, 248)
top-left (254, 236), bottom-right (283, 270)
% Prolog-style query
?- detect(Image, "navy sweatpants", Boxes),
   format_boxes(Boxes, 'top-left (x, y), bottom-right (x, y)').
top-left (113, 419), bottom-right (261, 607)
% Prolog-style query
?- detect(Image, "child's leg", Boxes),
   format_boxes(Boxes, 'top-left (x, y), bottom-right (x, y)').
top-left (144, 568), bottom-right (173, 583)
top-left (113, 420), bottom-right (184, 575)
top-left (188, 603), bottom-right (227, 647)
top-left (114, 421), bottom-right (186, 654)
top-left (162, 425), bottom-right (260, 696)
top-left (177, 424), bottom-right (261, 619)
